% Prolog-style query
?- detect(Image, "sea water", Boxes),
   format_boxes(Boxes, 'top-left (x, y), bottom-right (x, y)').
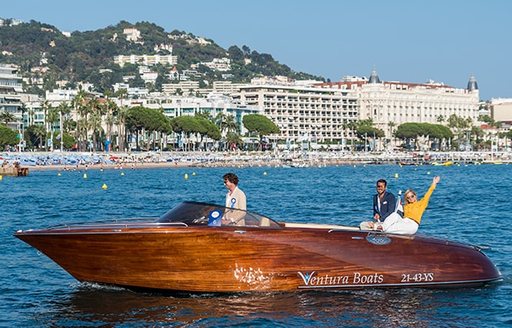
top-left (1, 164), bottom-right (510, 327)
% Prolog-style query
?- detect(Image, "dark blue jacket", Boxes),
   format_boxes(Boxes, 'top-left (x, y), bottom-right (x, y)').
top-left (373, 191), bottom-right (397, 221)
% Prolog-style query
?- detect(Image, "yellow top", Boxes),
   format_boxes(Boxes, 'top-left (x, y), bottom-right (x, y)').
top-left (404, 183), bottom-right (437, 224)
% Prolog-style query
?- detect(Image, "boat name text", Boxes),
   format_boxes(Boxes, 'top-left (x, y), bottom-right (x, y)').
top-left (298, 271), bottom-right (384, 286)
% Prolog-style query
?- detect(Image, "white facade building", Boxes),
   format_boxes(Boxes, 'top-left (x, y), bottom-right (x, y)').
top-left (162, 81), bottom-right (200, 95)
top-left (318, 71), bottom-right (480, 140)
top-left (489, 98), bottom-right (512, 122)
top-left (201, 58), bottom-right (231, 71)
top-left (132, 93), bottom-right (260, 136)
top-left (0, 64), bottom-right (23, 92)
top-left (20, 93), bottom-right (44, 128)
top-left (123, 28), bottom-right (141, 43)
top-left (213, 81), bottom-right (245, 94)
top-left (234, 83), bottom-right (359, 144)
top-left (114, 54), bottom-right (178, 67)
top-left (0, 64), bottom-right (23, 130)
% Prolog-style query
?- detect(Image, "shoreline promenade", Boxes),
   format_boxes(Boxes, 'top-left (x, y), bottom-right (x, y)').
top-left (1, 150), bottom-right (512, 171)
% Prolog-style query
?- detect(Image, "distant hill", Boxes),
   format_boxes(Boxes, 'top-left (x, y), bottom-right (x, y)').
top-left (0, 19), bottom-right (325, 94)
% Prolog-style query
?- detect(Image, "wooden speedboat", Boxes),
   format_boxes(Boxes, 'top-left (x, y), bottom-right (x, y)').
top-left (14, 201), bottom-right (501, 292)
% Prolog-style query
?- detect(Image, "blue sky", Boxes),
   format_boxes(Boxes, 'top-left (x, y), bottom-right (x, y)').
top-left (3, 0), bottom-right (511, 100)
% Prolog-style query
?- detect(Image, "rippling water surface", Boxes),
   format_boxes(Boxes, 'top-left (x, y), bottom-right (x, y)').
top-left (1, 164), bottom-right (511, 327)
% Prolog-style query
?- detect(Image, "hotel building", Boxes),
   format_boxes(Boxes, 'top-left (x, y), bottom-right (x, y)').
top-left (234, 71), bottom-right (480, 149)
top-left (319, 71), bottom-right (480, 141)
top-left (233, 82), bottom-right (359, 145)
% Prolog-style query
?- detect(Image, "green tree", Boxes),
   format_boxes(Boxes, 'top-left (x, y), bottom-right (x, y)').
top-left (242, 114), bottom-right (280, 150)
top-left (125, 106), bottom-right (170, 150)
top-left (195, 115), bottom-right (221, 150)
top-left (228, 45), bottom-right (244, 62)
top-left (170, 116), bottom-right (203, 151)
top-left (24, 125), bottom-right (46, 149)
top-left (395, 122), bottom-right (453, 150)
top-left (125, 106), bottom-right (147, 150)
top-left (0, 124), bottom-right (18, 149)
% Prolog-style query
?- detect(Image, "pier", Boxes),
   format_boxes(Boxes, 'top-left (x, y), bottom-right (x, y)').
top-left (0, 165), bottom-right (29, 176)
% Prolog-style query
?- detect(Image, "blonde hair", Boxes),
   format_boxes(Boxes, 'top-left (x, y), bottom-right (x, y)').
top-left (404, 189), bottom-right (417, 204)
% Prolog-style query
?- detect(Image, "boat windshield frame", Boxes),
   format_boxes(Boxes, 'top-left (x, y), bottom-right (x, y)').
top-left (157, 201), bottom-right (282, 228)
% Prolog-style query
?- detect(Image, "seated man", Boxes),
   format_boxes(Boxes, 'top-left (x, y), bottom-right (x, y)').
top-left (360, 179), bottom-right (399, 230)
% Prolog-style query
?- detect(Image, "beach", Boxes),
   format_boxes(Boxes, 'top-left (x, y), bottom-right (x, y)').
top-left (1, 150), bottom-right (512, 172)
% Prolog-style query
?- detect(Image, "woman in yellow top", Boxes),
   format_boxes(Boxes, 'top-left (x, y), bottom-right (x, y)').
top-left (381, 176), bottom-right (440, 235)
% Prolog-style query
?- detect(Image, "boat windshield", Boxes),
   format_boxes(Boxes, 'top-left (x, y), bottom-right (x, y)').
top-left (157, 201), bottom-right (282, 228)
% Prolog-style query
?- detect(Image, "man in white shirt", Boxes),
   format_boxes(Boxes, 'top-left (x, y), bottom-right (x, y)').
top-left (222, 172), bottom-right (246, 225)
top-left (223, 172), bottom-right (246, 210)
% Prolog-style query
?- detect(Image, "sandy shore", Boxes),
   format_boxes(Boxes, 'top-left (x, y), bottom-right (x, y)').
top-left (2, 150), bottom-right (512, 172)
top-left (28, 161), bottom-right (192, 171)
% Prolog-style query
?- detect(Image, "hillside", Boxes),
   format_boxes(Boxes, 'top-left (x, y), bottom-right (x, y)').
top-left (0, 19), bottom-right (325, 94)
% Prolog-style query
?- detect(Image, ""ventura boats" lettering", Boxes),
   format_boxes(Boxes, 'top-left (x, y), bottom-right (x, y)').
top-left (297, 271), bottom-right (384, 287)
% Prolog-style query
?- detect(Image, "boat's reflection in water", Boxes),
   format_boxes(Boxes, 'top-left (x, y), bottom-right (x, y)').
top-left (44, 282), bottom-right (498, 327)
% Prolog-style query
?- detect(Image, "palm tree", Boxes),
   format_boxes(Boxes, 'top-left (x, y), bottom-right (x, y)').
top-left (41, 100), bottom-right (54, 151)
top-left (46, 107), bottom-right (59, 151)
top-left (27, 109), bottom-right (35, 127)
top-left (388, 121), bottom-right (396, 149)
top-left (347, 121), bottom-right (357, 151)
top-left (72, 88), bottom-right (89, 151)
top-left (224, 115), bottom-right (238, 134)
top-left (115, 106), bottom-right (129, 151)
top-left (101, 97), bottom-right (118, 151)
top-left (56, 102), bottom-right (71, 151)
top-left (86, 97), bottom-right (103, 151)
top-left (0, 111), bottom-right (17, 125)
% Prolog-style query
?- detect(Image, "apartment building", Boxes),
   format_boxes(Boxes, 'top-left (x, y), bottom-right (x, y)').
top-left (0, 64), bottom-right (23, 92)
top-left (142, 92), bottom-right (260, 136)
top-left (162, 81), bottom-right (200, 95)
top-left (20, 93), bottom-right (44, 127)
top-left (0, 64), bottom-right (23, 130)
top-left (489, 98), bottom-right (512, 123)
top-left (213, 81), bottom-right (245, 94)
top-left (234, 83), bottom-right (359, 144)
top-left (114, 54), bottom-right (178, 67)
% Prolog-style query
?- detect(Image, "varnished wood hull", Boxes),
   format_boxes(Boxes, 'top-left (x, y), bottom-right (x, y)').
top-left (15, 224), bottom-right (501, 292)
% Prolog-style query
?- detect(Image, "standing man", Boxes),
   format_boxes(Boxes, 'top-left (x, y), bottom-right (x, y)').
top-left (221, 173), bottom-right (246, 226)
top-left (360, 179), bottom-right (398, 230)
top-left (223, 172), bottom-right (246, 210)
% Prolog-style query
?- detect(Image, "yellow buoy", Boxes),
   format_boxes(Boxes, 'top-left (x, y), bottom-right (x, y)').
top-left (83, 173), bottom-right (88, 179)
top-left (184, 173), bottom-right (189, 180)
top-left (192, 172), bottom-right (196, 176)
top-left (0, 175), bottom-right (3, 181)
top-left (263, 171), bottom-right (268, 176)
top-left (394, 173), bottom-right (399, 178)
top-left (102, 183), bottom-right (108, 190)
top-left (57, 172), bottom-right (62, 176)
top-left (120, 172), bottom-right (125, 176)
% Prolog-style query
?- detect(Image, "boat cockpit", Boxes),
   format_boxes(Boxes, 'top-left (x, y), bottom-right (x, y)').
top-left (157, 201), bottom-right (282, 228)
